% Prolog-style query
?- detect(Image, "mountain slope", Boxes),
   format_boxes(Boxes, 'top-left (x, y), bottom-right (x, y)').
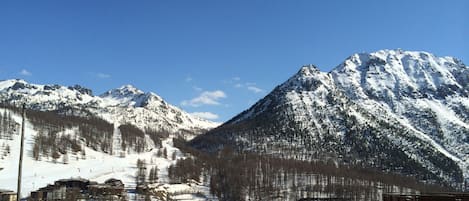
top-left (0, 107), bottom-right (211, 198)
top-left (0, 80), bottom-right (217, 134)
top-left (191, 50), bottom-right (469, 187)
top-left (0, 81), bottom-right (218, 197)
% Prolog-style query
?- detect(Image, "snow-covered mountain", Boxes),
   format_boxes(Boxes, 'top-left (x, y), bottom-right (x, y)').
top-left (0, 107), bottom-right (212, 199)
top-left (0, 81), bottom-right (218, 198)
top-left (0, 80), bottom-right (217, 133)
top-left (191, 49), bottom-right (469, 187)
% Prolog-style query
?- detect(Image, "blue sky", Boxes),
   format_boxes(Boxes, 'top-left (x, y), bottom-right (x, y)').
top-left (0, 1), bottom-right (467, 122)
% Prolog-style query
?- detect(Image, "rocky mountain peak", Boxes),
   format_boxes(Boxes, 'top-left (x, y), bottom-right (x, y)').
top-left (0, 80), bottom-right (217, 135)
top-left (280, 64), bottom-right (332, 93)
top-left (100, 84), bottom-right (144, 99)
top-left (331, 50), bottom-right (468, 100)
top-left (68, 85), bottom-right (93, 96)
top-left (192, 49), bottom-right (469, 186)
top-left (297, 64), bottom-right (320, 76)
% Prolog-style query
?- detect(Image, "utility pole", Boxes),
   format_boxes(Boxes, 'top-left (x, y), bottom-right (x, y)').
top-left (17, 104), bottom-right (25, 201)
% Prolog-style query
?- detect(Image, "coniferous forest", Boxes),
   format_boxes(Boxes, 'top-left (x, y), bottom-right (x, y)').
top-left (170, 138), bottom-right (450, 201)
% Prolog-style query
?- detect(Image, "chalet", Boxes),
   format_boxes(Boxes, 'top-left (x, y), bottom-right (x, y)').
top-left (29, 178), bottom-right (125, 201)
top-left (88, 178), bottom-right (126, 200)
top-left (48, 178), bottom-right (93, 200)
top-left (54, 178), bottom-right (93, 190)
top-left (0, 189), bottom-right (16, 201)
top-left (29, 190), bottom-right (45, 201)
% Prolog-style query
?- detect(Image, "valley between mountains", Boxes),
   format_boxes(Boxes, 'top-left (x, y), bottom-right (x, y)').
top-left (1, 49), bottom-right (468, 200)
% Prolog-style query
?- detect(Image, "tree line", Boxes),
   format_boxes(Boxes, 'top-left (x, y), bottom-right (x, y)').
top-left (24, 108), bottom-right (113, 162)
top-left (1, 104), bottom-right (169, 162)
top-left (0, 109), bottom-right (18, 159)
top-left (173, 137), bottom-right (451, 201)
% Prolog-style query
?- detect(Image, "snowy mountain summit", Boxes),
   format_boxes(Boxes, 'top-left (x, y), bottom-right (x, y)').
top-left (332, 49), bottom-right (468, 100)
top-left (0, 80), bottom-right (217, 133)
top-left (101, 84), bottom-right (145, 101)
top-left (192, 49), bottom-right (469, 187)
top-left (100, 84), bottom-right (165, 108)
top-left (0, 80), bottom-right (219, 196)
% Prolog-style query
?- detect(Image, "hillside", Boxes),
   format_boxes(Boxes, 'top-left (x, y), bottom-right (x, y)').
top-left (0, 81), bottom-right (218, 198)
top-left (191, 49), bottom-right (469, 188)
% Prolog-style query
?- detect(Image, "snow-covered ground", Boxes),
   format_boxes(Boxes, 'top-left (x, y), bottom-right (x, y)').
top-left (202, 49), bottom-right (469, 187)
top-left (0, 108), bottom-right (215, 200)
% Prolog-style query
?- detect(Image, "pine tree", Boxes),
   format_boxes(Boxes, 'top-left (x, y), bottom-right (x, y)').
top-left (2, 110), bottom-right (7, 135)
top-left (33, 141), bottom-right (40, 161)
top-left (62, 153), bottom-right (69, 164)
top-left (136, 159), bottom-right (147, 186)
top-left (163, 148), bottom-right (168, 159)
top-left (52, 150), bottom-right (60, 163)
top-left (81, 147), bottom-right (86, 159)
top-left (148, 166), bottom-right (159, 184)
top-left (5, 144), bottom-right (10, 154)
top-left (0, 112), bottom-right (3, 139)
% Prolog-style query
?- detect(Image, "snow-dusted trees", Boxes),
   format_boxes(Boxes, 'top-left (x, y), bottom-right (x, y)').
top-left (24, 108), bottom-right (113, 161)
top-left (168, 157), bottom-right (201, 184)
top-left (3, 104), bottom-right (96, 163)
top-left (148, 166), bottom-right (158, 184)
top-left (145, 127), bottom-right (168, 148)
top-left (119, 124), bottom-right (146, 153)
top-left (136, 159), bottom-right (147, 186)
top-left (32, 141), bottom-right (40, 160)
top-left (3, 144), bottom-right (10, 157)
top-left (51, 149), bottom-right (60, 163)
top-left (175, 138), bottom-right (449, 201)
top-left (163, 148), bottom-right (167, 159)
top-left (0, 110), bottom-right (18, 141)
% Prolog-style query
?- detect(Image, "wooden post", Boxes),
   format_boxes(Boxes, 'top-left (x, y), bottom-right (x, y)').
top-left (17, 104), bottom-right (26, 201)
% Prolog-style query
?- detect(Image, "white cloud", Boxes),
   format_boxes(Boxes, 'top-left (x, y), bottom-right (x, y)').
top-left (247, 86), bottom-right (264, 93)
top-left (191, 112), bottom-right (219, 120)
top-left (185, 76), bottom-right (193, 82)
top-left (19, 69), bottom-right (32, 76)
top-left (181, 90), bottom-right (227, 107)
top-left (97, 73), bottom-right (111, 79)
top-left (224, 76), bottom-right (241, 85)
top-left (225, 76), bottom-right (265, 94)
top-left (192, 86), bottom-right (203, 91)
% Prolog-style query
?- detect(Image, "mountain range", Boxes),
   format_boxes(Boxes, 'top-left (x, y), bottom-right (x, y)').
top-left (0, 49), bottom-right (468, 195)
top-left (0, 80), bottom-right (218, 196)
top-left (191, 49), bottom-right (469, 187)
top-left (0, 79), bottom-right (217, 135)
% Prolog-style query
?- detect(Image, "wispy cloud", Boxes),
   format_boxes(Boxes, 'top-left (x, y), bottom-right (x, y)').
top-left (247, 86), bottom-right (264, 93)
top-left (97, 73), bottom-right (111, 79)
top-left (181, 90), bottom-right (227, 107)
top-left (232, 80), bottom-right (265, 94)
top-left (192, 86), bottom-right (203, 91)
top-left (191, 112), bottom-right (219, 120)
top-left (185, 76), bottom-right (193, 82)
top-left (223, 76), bottom-right (241, 85)
top-left (19, 69), bottom-right (32, 76)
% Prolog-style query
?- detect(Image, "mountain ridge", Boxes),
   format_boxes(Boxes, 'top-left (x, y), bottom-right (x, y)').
top-left (0, 79), bottom-right (221, 196)
top-left (0, 79), bottom-right (218, 133)
top-left (191, 49), bottom-right (469, 187)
